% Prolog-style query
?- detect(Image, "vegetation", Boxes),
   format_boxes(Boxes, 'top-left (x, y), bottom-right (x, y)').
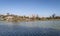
top-left (0, 13), bottom-right (60, 22)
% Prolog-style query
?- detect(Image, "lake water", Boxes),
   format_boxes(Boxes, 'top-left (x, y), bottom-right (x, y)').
top-left (0, 21), bottom-right (60, 36)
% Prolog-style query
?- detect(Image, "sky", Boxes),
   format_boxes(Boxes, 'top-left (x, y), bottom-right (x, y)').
top-left (0, 0), bottom-right (60, 17)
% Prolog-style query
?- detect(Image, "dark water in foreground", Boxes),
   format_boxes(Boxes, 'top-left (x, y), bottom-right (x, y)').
top-left (0, 21), bottom-right (60, 36)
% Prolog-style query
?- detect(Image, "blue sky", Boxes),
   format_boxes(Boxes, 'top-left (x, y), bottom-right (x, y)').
top-left (0, 0), bottom-right (60, 17)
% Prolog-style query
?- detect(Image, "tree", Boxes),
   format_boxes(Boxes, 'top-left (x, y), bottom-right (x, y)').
top-left (36, 14), bottom-right (40, 20)
top-left (52, 13), bottom-right (56, 18)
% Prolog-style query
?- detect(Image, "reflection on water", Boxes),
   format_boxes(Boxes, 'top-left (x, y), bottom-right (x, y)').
top-left (0, 21), bottom-right (60, 36)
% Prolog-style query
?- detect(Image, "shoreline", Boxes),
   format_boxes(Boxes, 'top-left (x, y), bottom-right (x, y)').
top-left (0, 19), bottom-right (60, 22)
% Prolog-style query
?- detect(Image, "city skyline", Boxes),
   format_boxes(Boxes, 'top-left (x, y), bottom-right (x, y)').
top-left (0, 0), bottom-right (60, 17)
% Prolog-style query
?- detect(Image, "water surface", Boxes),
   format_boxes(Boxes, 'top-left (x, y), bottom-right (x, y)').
top-left (0, 21), bottom-right (60, 36)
